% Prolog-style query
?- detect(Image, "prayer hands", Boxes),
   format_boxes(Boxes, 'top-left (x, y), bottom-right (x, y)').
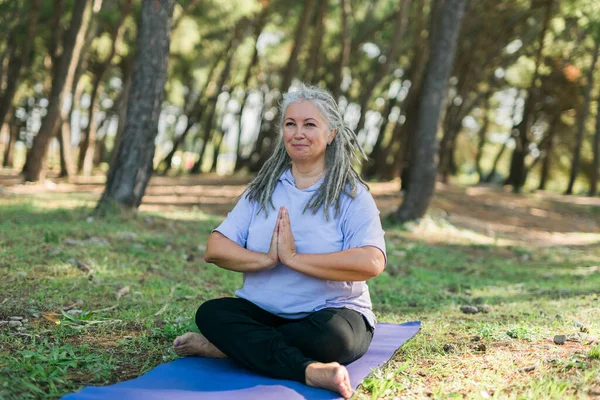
top-left (265, 206), bottom-right (297, 267)
top-left (277, 207), bottom-right (297, 265)
top-left (266, 207), bottom-right (282, 266)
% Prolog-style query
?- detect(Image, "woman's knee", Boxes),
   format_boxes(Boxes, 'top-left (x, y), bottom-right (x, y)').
top-left (312, 311), bottom-right (370, 362)
top-left (318, 327), bottom-right (355, 360)
top-left (195, 298), bottom-right (226, 332)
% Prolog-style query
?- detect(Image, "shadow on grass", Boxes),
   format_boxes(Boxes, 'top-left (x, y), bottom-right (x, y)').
top-left (2, 201), bottom-right (599, 318)
top-left (2, 200), bottom-right (600, 399)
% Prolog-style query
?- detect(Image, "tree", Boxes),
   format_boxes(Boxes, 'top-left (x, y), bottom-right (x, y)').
top-left (395, 0), bottom-right (468, 222)
top-left (249, 0), bottom-right (316, 169)
top-left (96, 0), bottom-right (175, 214)
top-left (0, 0), bottom-right (40, 142)
top-left (353, 0), bottom-right (411, 138)
top-left (591, 80), bottom-right (600, 196)
top-left (565, 38), bottom-right (599, 194)
top-left (189, 18), bottom-right (249, 174)
top-left (22, 1), bottom-right (93, 181)
top-left (331, 0), bottom-right (351, 99)
top-left (505, 0), bottom-right (553, 193)
top-left (78, 0), bottom-right (131, 176)
top-left (233, 1), bottom-right (270, 172)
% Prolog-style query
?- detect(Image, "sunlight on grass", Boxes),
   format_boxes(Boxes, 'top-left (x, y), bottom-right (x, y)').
top-left (1, 189), bottom-right (600, 399)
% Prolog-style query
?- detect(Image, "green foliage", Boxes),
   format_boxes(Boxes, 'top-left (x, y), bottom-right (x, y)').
top-left (361, 362), bottom-right (410, 399)
top-left (589, 345), bottom-right (600, 360)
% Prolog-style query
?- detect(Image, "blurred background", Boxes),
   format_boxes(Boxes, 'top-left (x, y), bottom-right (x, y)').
top-left (0, 0), bottom-right (599, 217)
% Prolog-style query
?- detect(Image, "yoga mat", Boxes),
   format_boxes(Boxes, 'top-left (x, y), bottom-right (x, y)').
top-left (63, 321), bottom-right (420, 400)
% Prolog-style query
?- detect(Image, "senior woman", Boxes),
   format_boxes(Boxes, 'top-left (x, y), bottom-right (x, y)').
top-left (173, 84), bottom-right (386, 398)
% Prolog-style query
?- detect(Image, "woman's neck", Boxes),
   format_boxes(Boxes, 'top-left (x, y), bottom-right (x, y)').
top-left (291, 162), bottom-right (326, 189)
top-left (291, 162), bottom-right (325, 179)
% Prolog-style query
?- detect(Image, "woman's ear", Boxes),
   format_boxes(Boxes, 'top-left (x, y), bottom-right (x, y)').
top-left (328, 129), bottom-right (337, 144)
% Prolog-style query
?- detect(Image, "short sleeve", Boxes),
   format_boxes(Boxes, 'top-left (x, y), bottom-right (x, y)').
top-left (213, 194), bottom-right (255, 248)
top-left (341, 190), bottom-right (387, 264)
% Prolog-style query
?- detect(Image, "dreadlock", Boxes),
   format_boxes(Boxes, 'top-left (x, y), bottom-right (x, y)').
top-left (245, 83), bottom-right (369, 220)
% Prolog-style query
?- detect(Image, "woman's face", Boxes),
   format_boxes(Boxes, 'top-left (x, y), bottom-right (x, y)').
top-left (282, 101), bottom-right (333, 164)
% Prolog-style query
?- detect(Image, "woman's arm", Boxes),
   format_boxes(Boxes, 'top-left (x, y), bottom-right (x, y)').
top-left (277, 207), bottom-right (386, 281)
top-left (285, 247), bottom-right (385, 281)
top-left (204, 208), bottom-right (282, 273)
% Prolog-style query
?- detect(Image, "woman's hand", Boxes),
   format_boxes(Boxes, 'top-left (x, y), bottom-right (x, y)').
top-left (265, 207), bottom-right (282, 266)
top-left (277, 207), bottom-right (297, 265)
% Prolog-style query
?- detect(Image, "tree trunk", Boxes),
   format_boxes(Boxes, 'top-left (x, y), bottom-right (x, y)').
top-left (363, 87), bottom-right (402, 178)
top-left (505, 0), bottom-right (553, 193)
top-left (437, 2), bottom-right (494, 182)
top-left (305, 0), bottom-right (328, 83)
top-left (376, 0), bottom-right (429, 181)
top-left (0, 0), bottom-right (40, 134)
top-left (1, 107), bottom-right (14, 165)
top-left (58, 68), bottom-right (87, 178)
top-left (93, 115), bottom-right (111, 166)
top-left (249, 0), bottom-right (316, 169)
top-left (210, 127), bottom-right (226, 173)
top-left (78, 79), bottom-right (104, 175)
top-left (234, 3), bottom-right (270, 172)
top-left (354, 0), bottom-right (411, 137)
top-left (57, 0), bottom-right (106, 178)
top-left (79, 4), bottom-right (129, 176)
top-left (57, 123), bottom-right (76, 177)
top-left (537, 115), bottom-right (559, 190)
top-left (331, 0), bottom-right (351, 99)
top-left (96, 0), bottom-right (174, 214)
top-left (475, 93), bottom-right (492, 181)
top-left (2, 118), bottom-right (20, 168)
top-left (280, 0), bottom-right (316, 93)
top-left (190, 46), bottom-right (236, 174)
top-left (590, 87), bottom-right (600, 196)
top-left (22, 1), bottom-right (92, 181)
top-left (485, 138), bottom-right (509, 183)
top-left (395, 0), bottom-right (468, 222)
top-left (159, 50), bottom-right (223, 174)
top-left (394, 81), bottom-right (422, 185)
top-left (109, 54), bottom-right (134, 166)
top-left (565, 39), bottom-right (599, 194)
top-left (164, 16), bottom-right (248, 174)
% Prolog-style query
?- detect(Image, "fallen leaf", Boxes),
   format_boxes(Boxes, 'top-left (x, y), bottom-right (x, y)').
top-left (75, 260), bottom-right (93, 273)
top-left (116, 286), bottom-right (130, 300)
top-left (42, 312), bottom-right (61, 323)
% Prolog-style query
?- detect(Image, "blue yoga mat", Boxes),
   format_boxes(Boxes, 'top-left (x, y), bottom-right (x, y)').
top-left (63, 321), bottom-right (420, 400)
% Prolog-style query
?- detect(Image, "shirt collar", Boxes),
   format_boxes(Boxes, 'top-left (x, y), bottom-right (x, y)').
top-left (279, 168), bottom-right (324, 192)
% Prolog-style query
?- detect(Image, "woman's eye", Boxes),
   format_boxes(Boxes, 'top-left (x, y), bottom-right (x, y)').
top-left (285, 122), bottom-right (295, 127)
top-left (306, 123), bottom-right (316, 127)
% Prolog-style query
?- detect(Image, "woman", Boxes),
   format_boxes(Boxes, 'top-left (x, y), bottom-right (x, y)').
top-left (173, 84), bottom-right (386, 399)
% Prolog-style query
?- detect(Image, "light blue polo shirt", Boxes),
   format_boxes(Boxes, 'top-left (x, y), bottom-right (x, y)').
top-left (214, 169), bottom-right (386, 327)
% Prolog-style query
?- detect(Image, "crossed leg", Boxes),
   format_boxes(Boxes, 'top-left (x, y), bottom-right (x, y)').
top-left (174, 298), bottom-right (372, 399)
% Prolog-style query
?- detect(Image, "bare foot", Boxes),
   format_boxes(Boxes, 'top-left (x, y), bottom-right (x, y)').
top-left (172, 332), bottom-right (227, 358)
top-left (305, 362), bottom-right (353, 399)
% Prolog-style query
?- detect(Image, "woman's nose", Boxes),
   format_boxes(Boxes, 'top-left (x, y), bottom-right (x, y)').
top-left (293, 126), bottom-right (305, 138)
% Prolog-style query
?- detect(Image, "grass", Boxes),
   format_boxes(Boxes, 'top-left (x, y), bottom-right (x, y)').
top-left (1, 188), bottom-right (600, 399)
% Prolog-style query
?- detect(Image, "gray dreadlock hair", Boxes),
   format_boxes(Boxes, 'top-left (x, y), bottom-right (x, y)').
top-left (245, 83), bottom-right (369, 220)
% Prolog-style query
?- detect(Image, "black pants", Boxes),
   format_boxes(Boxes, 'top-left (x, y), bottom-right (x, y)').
top-left (195, 297), bottom-right (373, 383)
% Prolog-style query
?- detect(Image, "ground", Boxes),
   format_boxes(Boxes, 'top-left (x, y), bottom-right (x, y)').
top-left (0, 169), bottom-right (599, 399)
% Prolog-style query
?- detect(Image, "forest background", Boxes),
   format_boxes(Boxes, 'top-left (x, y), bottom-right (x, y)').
top-left (1, 0), bottom-right (600, 399)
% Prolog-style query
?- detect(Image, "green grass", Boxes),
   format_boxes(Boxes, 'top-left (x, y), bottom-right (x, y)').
top-left (1, 192), bottom-right (600, 399)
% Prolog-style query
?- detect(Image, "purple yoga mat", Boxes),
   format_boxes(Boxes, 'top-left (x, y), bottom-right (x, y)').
top-left (62, 321), bottom-right (420, 400)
